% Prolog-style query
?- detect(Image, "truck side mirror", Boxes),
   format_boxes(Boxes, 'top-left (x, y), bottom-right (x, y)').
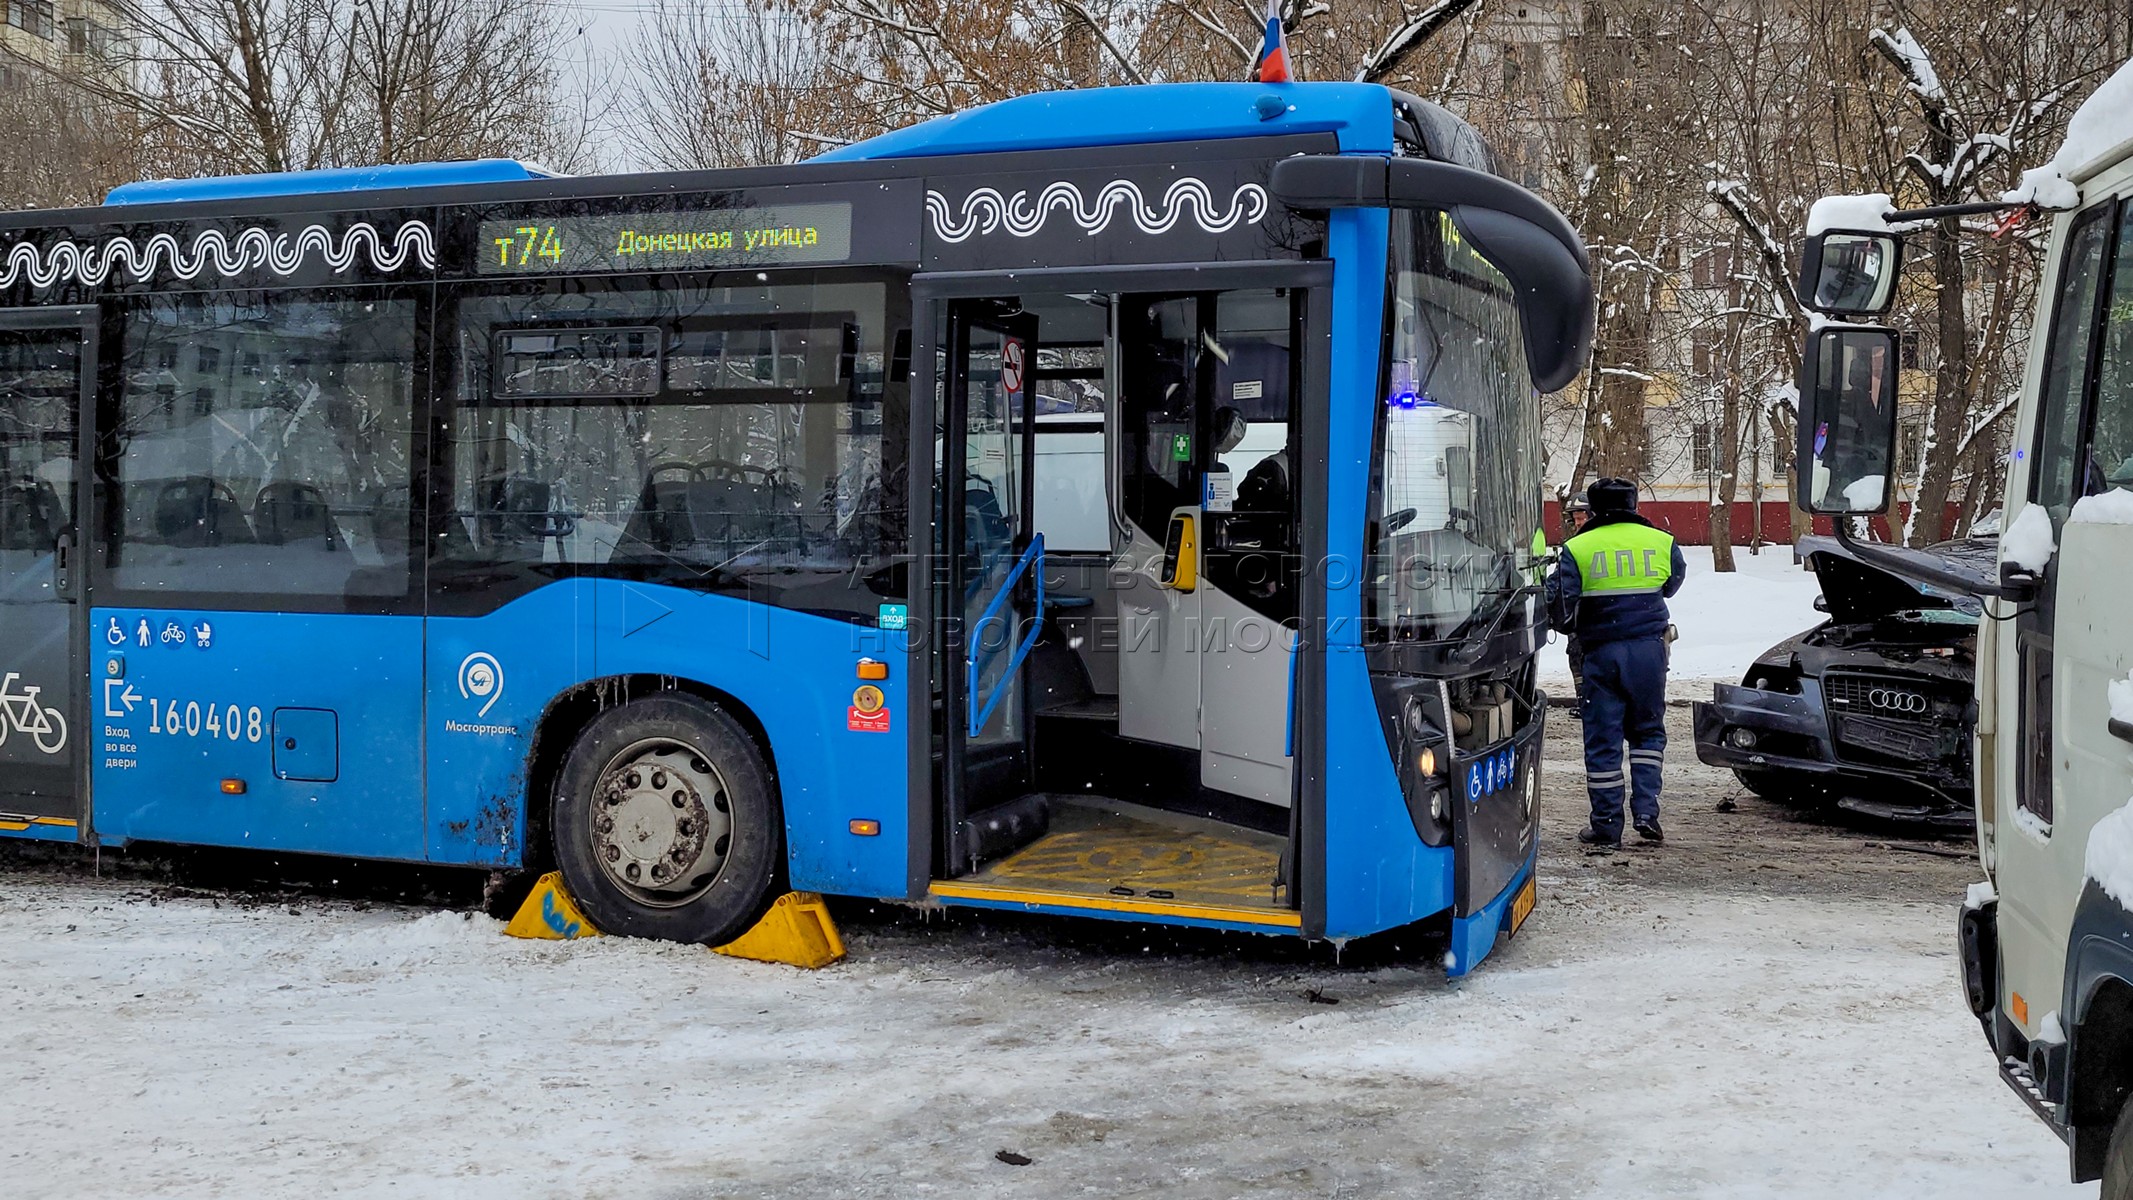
top-left (1799, 230), bottom-right (1902, 318)
top-left (1798, 325), bottom-right (1901, 517)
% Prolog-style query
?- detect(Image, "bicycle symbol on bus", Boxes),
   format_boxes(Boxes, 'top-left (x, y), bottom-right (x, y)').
top-left (0, 672), bottom-right (68, 755)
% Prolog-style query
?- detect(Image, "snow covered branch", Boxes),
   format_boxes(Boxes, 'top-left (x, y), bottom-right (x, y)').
top-left (1705, 178), bottom-right (1803, 322)
top-left (1868, 27), bottom-right (1946, 109)
top-left (1353, 0), bottom-right (1481, 84)
top-left (1955, 393), bottom-right (2021, 460)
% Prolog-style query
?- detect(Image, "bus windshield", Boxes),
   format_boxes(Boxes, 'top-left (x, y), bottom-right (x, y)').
top-left (1367, 209), bottom-right (1543, 644)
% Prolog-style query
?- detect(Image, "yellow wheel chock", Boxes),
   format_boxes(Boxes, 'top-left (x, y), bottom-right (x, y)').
top-left (710, 891), bottom-right (847, 970)
top-left (503, 871), bottom-right (601, 940)
top-left (504, 871), bottom-right (846, 969)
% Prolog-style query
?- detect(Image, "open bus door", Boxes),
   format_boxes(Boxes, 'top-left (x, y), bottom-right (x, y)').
top-left (0, 308), bottom-right (95, 840)
top-left (936, 299), bottom-right (1043, 873)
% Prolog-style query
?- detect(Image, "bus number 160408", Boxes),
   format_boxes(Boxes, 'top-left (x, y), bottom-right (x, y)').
top-left (148, 698), bottom-right (264, 743)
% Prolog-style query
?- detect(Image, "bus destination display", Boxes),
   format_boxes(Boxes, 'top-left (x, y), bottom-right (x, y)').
top-left (478, 202), bottom-right (853, 274)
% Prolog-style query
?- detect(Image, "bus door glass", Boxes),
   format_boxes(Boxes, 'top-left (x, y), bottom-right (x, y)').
top-left (1114, 290), bottom-right (1300, 807)
top-left (0, 309), bottom-right (91, 826)
top-left (1114, 295), bottom-right (1204, 754)
top-left (939, 299), bottom-right (1038, 869)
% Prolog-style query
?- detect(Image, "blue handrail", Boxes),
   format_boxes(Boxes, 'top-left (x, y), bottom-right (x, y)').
top-left (967, 534), bottom-right (1045, 738)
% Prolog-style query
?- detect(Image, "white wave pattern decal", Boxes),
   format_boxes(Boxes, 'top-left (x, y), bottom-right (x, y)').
top-left (0, 220), bottom-right (436, 290)
top-left (926, 178), bottom-right (1269, 244)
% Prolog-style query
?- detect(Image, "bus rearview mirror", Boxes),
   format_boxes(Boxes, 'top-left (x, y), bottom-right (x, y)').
top-left (1799, 230), bottom-right (1902, 318)
top-left (1798, 325), bottom-right (1901, 517)
top-left (1267, 155), bottom-right (1595, 393)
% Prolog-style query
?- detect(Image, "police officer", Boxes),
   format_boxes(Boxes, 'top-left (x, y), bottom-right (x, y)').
top-left (1546, 478), bottom-right (1686, 849)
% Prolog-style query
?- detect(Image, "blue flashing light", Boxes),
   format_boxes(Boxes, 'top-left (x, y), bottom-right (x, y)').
top-left (104, 159), bottom-right (558, 206)
top-left (814, 82), bottom-right (1395, 163)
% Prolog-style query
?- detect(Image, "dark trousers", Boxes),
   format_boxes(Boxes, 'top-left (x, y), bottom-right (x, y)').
top-left (1579, 637), bottom-right (1668, 838)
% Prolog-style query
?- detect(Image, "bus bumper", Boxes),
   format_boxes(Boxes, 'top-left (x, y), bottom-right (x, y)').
top-left (1447, 848), bottom-right (1536, 978)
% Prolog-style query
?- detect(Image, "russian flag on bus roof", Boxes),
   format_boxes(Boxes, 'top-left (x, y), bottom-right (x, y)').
top-left (1255, 0), bottom-right (1289, 84)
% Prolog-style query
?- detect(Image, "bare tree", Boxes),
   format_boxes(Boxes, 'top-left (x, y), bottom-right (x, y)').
top-left (631, 1), bottom-right (848, 169)
top-left (27, 0), bottom-right (595, 178)
top-left (1857, 6), bottom-right (2113, 545)
top-left (0, 61), bottom-right (144, 208)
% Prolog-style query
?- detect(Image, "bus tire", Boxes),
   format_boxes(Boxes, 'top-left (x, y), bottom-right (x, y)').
top-left (2105, 1095), bottom-right (2133, 1200)
top-left (551, 694), bottom-right (782, 944)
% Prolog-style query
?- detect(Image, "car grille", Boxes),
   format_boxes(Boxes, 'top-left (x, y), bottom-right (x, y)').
top-left (1823, 671), bottom-right (1966, 768)
top-left (1823, 673), bottom-right (1946, 720)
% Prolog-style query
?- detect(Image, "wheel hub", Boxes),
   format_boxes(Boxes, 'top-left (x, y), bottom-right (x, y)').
top-left (590, 741), bottom-right (732, 904)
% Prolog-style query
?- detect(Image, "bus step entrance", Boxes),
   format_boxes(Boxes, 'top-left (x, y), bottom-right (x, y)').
top-left (932, 796), bottom-right (1299, 930)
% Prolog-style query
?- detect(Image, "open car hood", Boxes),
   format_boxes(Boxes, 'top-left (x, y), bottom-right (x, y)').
top-left (1796, 534), bottom-right (1991, 624)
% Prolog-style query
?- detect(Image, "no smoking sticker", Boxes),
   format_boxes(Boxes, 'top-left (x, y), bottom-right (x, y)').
top-left (1001, 339), bottom-right (1025, 397)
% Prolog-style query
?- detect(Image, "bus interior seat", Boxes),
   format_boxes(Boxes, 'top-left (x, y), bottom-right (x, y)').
top-left (683, 478), bottom-right (786, 546)
top-left (476, 475), bottom-right (571, 545)
top-left (625, 463), bottom-right (803, 557)
top-left (0, 480), bottom-right (62, 550)
top-left (623, 464), bottom-right (699, 552)
top-left (153, 476), bottom-right (255, 546)
top-left (252, 481), bottom-right (338, 547)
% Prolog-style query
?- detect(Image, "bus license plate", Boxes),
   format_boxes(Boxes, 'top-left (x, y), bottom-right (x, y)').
top-left (1509, 875), bottom-right (1537, 935)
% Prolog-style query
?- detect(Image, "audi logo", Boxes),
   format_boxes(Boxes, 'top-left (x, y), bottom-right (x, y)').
top-left (1868, 688), bottom-right (1929, 714)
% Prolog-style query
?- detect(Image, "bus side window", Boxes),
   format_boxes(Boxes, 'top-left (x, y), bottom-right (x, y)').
top-left (432, 274), bottom-right (908, 618)
top-left (109, 292), bottom-right (420, 602)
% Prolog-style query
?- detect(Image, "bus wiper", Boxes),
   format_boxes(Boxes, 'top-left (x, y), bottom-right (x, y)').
top-left (1450, 580), bottom-right (1541, 660)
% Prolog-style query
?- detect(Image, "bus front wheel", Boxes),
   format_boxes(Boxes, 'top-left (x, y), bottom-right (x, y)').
top-left (552, 694), bottom-right (782, 944)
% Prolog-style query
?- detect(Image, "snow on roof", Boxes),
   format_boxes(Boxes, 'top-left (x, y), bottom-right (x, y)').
top-left (2003, 56), bottom-right (2133, 209)
top-left (1805, 191), bottom-right (1897, 236)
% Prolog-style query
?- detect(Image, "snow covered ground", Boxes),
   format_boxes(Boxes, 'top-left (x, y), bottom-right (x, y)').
top-left (0, 721), bottom-right (2082, 1199)
top-left (1540, 545), bottom-right (1826, 699)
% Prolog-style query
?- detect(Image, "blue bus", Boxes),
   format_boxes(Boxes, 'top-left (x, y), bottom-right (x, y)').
top-left (0, 83), bottom-right (1590, 974)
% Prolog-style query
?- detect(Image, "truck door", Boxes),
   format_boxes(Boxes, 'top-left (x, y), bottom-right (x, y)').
top-left (1999, 196), bottom-right (2130, 1037)
top-left (0, 308), bottom-right (93, 837)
